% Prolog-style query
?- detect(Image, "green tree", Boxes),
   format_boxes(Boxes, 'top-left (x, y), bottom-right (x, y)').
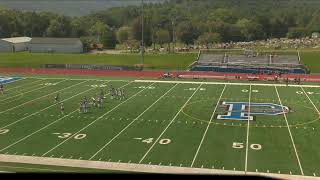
top-left (130, 17), bottom-right (152, 47)
top-left (102, 28), bottom-right (117, 49)
top-left (155, 29), bottom-right (171, 48)
top-left (287, 27), bottom-right (307, 39)
top-left (89, 21), bottom-right (107, 43)
top-left (176, 21), bottom-right (198, 45)
top-left (116, 26), bottom-right (130, 44)
top-left (196, 32), bottom-right (221, 48)
top-left (46, 16), bottom-right (71, 37)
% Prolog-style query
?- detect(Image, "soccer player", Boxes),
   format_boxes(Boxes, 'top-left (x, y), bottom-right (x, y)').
top-left (92, 97), bottom-right (96, 107)
top-left (83, 96), bottom-right (88, 104)
top-left (118, 88), bottom-right (123, 100)
top-left (84, 101), bottom-right (88, 113)
top-left (0, 83), bottom-right (4, 95)
top-left (121, 88), bottom-right (126, 99)
top-left (54, 93), bottom-right (60, 103)
top-left (97, 97), bottom-right (102, 108)
top-left (100, 88), bottom-right (105, 98)
top-left (60, 102), bottom-right (65, 115)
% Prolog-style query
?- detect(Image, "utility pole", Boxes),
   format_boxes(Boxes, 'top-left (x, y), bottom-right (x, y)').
top-left (141, 0), bottom-right (145, 67)
top-left (172, 20), bottom-right (175, 53)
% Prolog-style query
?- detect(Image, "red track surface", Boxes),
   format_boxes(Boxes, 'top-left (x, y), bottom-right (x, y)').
top-left (1, 67), bottom-right (320, 82)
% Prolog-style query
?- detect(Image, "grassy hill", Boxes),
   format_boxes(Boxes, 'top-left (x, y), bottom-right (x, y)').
top-left (0, 50), bottom-right (319, 73)
top-left (0, 52), bottom-right (196, 71)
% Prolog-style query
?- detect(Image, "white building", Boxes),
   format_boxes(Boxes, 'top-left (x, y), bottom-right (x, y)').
top-left (29, 38), bottom-right (83, 53)
top-left (0, 37), bottom-right (32, 52)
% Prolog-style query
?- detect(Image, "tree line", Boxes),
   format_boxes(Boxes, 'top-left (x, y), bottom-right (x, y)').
top-left (0, 0), bottom-right (319, 51)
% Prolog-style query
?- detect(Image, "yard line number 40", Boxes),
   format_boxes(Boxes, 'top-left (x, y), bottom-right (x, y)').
top-left (233, 142), bottom-right (262, 150)
top-left (134, 137), bottom-right (171, 145)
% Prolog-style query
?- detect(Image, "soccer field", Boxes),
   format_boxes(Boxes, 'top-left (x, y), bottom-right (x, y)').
top-left (0, 75), bottom-right (320, 177)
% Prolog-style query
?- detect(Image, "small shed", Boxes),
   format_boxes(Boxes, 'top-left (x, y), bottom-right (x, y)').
top-left (29, 38), bottom-right (83, 53)
top-left (0, 37), bottom-right (31, 52)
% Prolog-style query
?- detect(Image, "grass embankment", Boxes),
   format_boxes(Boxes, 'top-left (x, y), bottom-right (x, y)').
top-left (0, 52), bottom-right (197, 71)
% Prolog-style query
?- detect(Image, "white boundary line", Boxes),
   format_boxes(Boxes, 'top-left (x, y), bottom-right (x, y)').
top-left (1, 154), bottom-right (320, 179)
top-left (300, 87), bottom-right (320, 113)
top-left (22, 76), bottom-right (132, 82)
top-left (5, 79), bottom-right (44, 92)
top-left (0, 79), bottom-right (81, 114)
top-left (0, 79), bottom-right (68, 102)
top-left (135, 80), bottom-right (320, 88)
top-left (245, 84), bottom-right (252, 174)
top-left (0, 80), bottom-right (90, 129)
top-left (190, 84), bottom-right (227, 167)
top-left (41, 82), bottom-right (156, 157)
top-left (0, 81), bottom-right (133, 152)
top-left (275, 86), bottom-right (304, 175)
top-left (138, 84), bottom-right (202, 164)
top-left (89, 83), bottom-right (179, 160)
top-left (0, 165), bottom-right (70, 172)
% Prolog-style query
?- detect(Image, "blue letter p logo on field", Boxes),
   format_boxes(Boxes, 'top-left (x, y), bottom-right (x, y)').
top-left (217, 102), bottom-right (289, 121)
top-left (0, 77), bottom-right (24, 84)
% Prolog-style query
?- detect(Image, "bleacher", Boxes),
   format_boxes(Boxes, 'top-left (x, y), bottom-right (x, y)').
top-left (190, 50), bottom-right (309, 74)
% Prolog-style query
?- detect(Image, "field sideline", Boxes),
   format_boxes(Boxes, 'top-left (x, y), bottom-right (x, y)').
top-left (0, 75), bottom-right (320, 178)
top-left (0, 50), bottom-right (319, 72)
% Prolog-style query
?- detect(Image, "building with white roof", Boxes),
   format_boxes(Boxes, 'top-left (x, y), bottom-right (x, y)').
top-left (0, 37), bottom-right (32, 52)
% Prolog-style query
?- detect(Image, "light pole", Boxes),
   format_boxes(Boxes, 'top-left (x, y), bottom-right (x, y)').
top-left (141, 0), bottom-right (145, 67)
top-left (172, 20), bottom-right (175, 53)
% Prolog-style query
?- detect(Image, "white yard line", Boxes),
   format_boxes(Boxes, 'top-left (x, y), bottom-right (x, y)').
top-left (275, 86), bottom-right (304, 175)
top-left (5, 79), bottom-right (44, 92)
top-left (135, 80), bottom-right (320, 88)
top-left (41, 82), bottom-right (156, 157)
top-left (190, 84), bottom-right (227, 167)
top-left (0, 80), bottom-right (89, 129)
top-left (0, 79), bottom-right (68, 102)
top-left (0, 79), bottom-right (84, 114)
top-left (139, 84), bottom-right (202, 164)
top-left (300, 87), bottom-right (320, 113)
top-left (0, 81), bottom-right (133, 152)
top-left (245, 84), bottom-right (252, 174)
top-left (89, 83), bottom-right (178, 160)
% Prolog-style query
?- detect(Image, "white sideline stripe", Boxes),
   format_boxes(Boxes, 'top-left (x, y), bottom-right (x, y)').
top-left (190, 84), bottom-right (226, 167)
top-left (0, 165), bottom-right (70, 172)
top-left (41, 82), bottom-right (155, 157)
top-left (89, 83), bottom-right (178, 160)
top-left (139, 84), bottom-right (202, 164)
top-left (0, 79), bottom-right (68, 102)
top-left (5, 79), bottom-right (44, 92)
top-left (0, 80), bottom-right (89, 129)
top-left (0, 170), bottom-right (15, 173)
top-left (135, 80), bottom-right (320, 88)
top-left (245, 85), bottom-right (252, 174)
top-left (24, 77), bottom-right (131, 82)
top-left (301, 87), bottom-right (320, 113)
top-left (1, 154), bottom-right (319, 178)
top-left (0, 79), bottom-right (76, 114)
top-left (0, 81), bottom-right (132, 152)
top-left (275, 86), bottom-right (304, 175)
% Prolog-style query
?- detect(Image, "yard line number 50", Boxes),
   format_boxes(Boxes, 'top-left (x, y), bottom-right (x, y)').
top-left (233, 142), bottom-right (262, 150)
